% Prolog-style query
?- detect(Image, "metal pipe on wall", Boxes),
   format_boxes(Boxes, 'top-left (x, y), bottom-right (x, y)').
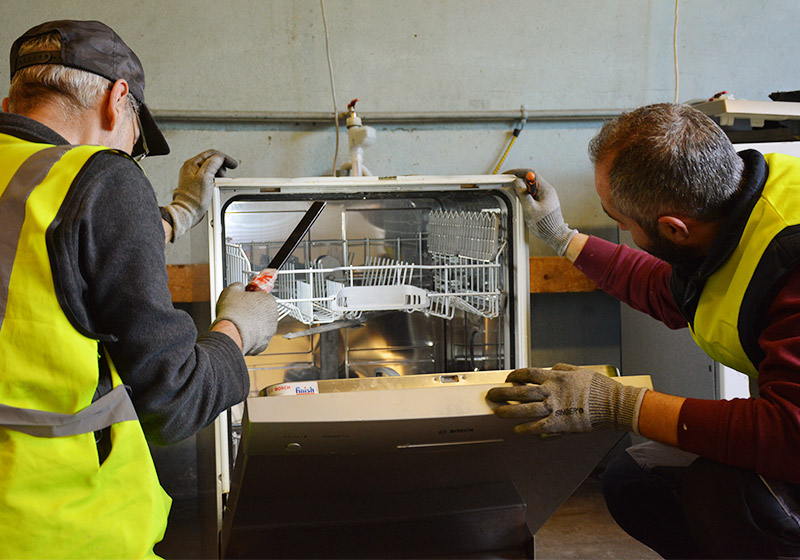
top-left (153, 109), bottom-right (627, 127)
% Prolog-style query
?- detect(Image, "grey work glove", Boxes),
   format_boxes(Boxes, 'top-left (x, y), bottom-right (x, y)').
top-left (504, 168), bottom-right (577, 256)
top-left (212, 282), bottom-right (278, 355)
top-left (165, 150), bottom-right (239, 242)
top-left (486, 363), bottom-right (648, 435)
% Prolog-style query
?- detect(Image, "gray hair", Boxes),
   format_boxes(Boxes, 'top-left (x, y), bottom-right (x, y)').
top-left (588, 103), bottom-right (743, 235)
top-left (9, 31), bottom-right (139, 119)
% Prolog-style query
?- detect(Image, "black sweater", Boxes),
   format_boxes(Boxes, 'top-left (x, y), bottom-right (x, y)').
top-left (0, 112), bottom-right (249, 445)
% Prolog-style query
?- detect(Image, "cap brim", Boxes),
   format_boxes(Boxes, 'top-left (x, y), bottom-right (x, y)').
top-left (136, 102), bottom-right (169, 157)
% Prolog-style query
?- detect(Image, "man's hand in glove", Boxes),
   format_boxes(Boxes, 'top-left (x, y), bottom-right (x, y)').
top-left (212, 283), bottom-right (278, 356)
top-left (164, 150), bottom-right (239, 242)
top-left (504, 168), bottom-right (577, 256)
top-left (486, 363), bottom-right (648, 435)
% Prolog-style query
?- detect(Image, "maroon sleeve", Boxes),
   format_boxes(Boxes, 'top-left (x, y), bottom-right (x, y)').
top-left (573, 236), bottom-right (687, 329)
top-left (573, 236), bottom-right (800, 482)
top-left (678, 270), bottom-right (800, 483)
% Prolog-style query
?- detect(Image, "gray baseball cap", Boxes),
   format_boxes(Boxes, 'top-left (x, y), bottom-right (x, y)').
top-left (10, 20), bottom-right (169, 157)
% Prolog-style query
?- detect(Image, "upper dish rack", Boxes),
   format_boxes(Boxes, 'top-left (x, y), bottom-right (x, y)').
top-left (225, 209), bottom-right (505, 325)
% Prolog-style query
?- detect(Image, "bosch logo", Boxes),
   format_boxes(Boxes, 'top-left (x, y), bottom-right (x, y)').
top-left (555, 407), bottom-right (584, 417)
top-left (438, 427), bottom-right (474, 434)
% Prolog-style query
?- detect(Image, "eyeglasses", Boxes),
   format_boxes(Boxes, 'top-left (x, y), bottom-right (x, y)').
top-left (132, 110), bottom-right (149, 162)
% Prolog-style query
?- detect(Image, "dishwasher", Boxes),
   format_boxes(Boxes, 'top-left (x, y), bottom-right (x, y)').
top-left (207, 174), bottom-right (646, 558)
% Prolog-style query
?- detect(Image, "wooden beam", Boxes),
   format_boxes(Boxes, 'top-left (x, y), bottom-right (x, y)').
top-left (166, 264), bottom-right (210, 303)
top-left (530, 256), bottom-right (597, 293)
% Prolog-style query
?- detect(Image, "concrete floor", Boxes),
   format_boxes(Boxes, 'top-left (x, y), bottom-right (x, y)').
top-left (534, 475), bottom-right (661, 559)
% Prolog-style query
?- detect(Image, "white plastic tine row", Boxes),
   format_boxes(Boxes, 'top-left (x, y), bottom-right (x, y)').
top-left (362, 256), bottom-right (414, 286)
top-left (427, 210), bottom-right (500, 261)
top-left (225, 242), bottom-right (253, 285)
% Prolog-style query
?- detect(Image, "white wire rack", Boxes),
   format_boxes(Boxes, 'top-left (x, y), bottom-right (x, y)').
top-left (225, 209), bottom-right (504, 325)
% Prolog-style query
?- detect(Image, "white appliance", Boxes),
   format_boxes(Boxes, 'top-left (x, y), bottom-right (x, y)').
top-left (208, 174), bottom-right (648, 558)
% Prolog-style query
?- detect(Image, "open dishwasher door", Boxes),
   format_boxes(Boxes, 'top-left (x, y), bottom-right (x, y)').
top-left (208, 175), bottom-right (642, 558)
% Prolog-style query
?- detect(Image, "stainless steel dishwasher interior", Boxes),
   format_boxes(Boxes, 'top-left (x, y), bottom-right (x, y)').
top-left (220, 192), bottom-right (515, 394)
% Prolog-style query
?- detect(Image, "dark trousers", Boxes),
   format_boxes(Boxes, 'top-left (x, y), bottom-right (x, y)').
top-left (601, 447), bottom-right (800, 559)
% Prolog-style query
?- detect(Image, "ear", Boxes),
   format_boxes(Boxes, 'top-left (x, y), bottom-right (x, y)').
top-left (657, 215), bottom-right (691, 244)
top-left (102, 79), bottom-right (130, 131)
top-left (2, 98), bottom-right (8, 113)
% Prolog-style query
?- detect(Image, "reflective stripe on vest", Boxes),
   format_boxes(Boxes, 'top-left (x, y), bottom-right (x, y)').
top-left (690, 153), bottom-right (800, 378)
top-left (0, 135), bottom-right (170, 559)
top-left (0, 146), bottom-right (69, 334)
top-left (0, 145), bottom-right (138, 436)
top-left (0, 383), bottom-right (136, 437)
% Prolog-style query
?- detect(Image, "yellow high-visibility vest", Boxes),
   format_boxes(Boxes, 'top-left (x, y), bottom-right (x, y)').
top-left (690, 153), bottom-right (800, 378)
top-left (0, 134), bottom-right (170, 559)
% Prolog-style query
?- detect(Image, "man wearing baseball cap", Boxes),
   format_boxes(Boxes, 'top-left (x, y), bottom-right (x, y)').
top-left (0, 20), bottom-right (278, 558)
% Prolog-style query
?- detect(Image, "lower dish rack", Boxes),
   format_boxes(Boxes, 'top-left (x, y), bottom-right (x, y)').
top-left (225, 209), bottom-right (506, 325)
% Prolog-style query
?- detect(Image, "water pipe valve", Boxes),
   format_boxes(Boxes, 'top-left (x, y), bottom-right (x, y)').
top-left (345, 98), bottom-right (376, 177)
top-left (346, 98), bottom-right (362, 127)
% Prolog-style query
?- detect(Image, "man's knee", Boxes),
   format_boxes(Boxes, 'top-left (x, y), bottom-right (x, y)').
top-left (680, 458), bottom-right (792, 558)
top-left (602, 448), bottom-right (680, 517)
top-left (601, 449), bottom-right (703, 558)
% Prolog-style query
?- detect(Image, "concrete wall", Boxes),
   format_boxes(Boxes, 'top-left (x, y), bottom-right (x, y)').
top-left (3, 0), bottom-right (798, 366)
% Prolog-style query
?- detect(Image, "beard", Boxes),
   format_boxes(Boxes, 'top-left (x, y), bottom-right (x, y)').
top-left (641, 231), bottom-right (703, 269)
